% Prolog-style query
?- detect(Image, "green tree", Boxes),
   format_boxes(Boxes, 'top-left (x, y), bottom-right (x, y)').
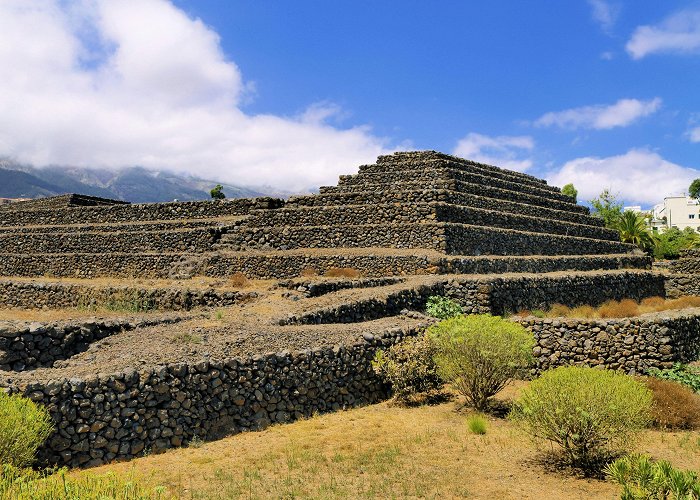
top-left (590, 189), bottom-right (624, 228)
top-left (654, 227), bottom-right (700, 259)
top-left (690, 178), bottom-right (700, 200)
top-left (210, 184), bottom-right (226, 200)
top-left (561, 183), bottom-right (578, 203)
top-left (613, 210), bottom-right (655, 251)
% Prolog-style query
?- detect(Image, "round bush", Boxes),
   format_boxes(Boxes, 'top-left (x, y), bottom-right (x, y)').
top-left (0, 392), bottom-right (54, 468)
top-left (372, 334), bottom-right (443, 404)
top-left (427, 315), bottom-right (535, 411)
top-left (510, 366), bottom-right (652, 467)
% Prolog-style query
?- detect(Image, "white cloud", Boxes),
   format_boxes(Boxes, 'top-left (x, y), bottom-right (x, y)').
top-left (588, 0), bottom-right (620, 33)
top-left (0, 0), bottom-right (394, 192)
top-left (547, 149), bottom-right (700, 206)
top-left (689, 126), bottom-right (700, 142)
top-left (452, 133), bottom-right (534, 172)
top-left (627, 8), bottom-right (700, 59)
top-left (535, 98), bottom-right (662, 130)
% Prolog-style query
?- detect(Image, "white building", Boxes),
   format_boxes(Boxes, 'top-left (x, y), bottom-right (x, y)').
top-left (653, 195), bottom-right (700, 232)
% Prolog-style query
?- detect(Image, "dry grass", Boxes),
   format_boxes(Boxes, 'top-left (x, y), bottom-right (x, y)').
top-left (81, 381), bottom-right (700, 500)
top-left (299, 267), bottom-right (319, 277)
top-left (519, 296), bottom-right (700, 319)
top-left (324, 267), bottom-right (361, 278)
top-left (644, 377), bottom-right (700, 430)
top-left (228, 272), bottom-right (248, 288)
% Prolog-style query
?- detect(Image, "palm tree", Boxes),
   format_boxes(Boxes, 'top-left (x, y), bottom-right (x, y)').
top-left (613, 210), bottom-right (655, 251)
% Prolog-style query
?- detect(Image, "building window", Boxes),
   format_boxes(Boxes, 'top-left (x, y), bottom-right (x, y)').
top-left (690, 214), bottom-right (696, 219)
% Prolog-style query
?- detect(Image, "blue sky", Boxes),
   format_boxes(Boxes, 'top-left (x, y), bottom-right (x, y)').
top-left (1, 1), bottom-right (700, 206)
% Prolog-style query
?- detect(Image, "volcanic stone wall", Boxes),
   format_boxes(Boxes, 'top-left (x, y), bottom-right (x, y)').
top-left (321, 178), bottom-right (585, 214)
top-left (223, 222), bottom-right (630, 255)
top-left (0, 228), bottom-right (222, 254)
top-left (287, 188), bottom-right (602, 226)
top-left (284, 271), bottom-right (665, 324)
top-left (515, 309), bottom-right (700, 374)
top-left (0, 316), bottom-right (185, 371)
top-left (248, 203), bottom-right (617, 241)
top-left (0, 198), bottom-right (281, 227)
top-left (0, 280), bottom-right (255, 311)
top-left (8, 325), bottom-right (424, 468)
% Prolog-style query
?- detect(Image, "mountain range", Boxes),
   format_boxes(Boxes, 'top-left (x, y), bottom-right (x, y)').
top-left (0, 159), bottom-right (290, 203)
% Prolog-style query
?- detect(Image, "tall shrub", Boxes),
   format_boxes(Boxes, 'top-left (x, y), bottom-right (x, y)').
top-left (427, 315), bottom-right (534, 411)
top-left (510, 366), bottom-right (652, 468)
top-left (0, 392), bottom-right (53, 468)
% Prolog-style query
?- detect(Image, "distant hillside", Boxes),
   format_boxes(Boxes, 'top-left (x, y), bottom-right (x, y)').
top-left (0, 160), bottom-right (271, 203)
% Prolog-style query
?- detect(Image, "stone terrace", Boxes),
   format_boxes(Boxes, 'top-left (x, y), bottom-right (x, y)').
top-left (0, 150), bottom-right (669, 468)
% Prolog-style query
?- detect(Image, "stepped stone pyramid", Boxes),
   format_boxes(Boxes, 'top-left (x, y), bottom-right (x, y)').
top-left (0, 150), bottom-right (655, 294)
top-left (210, 150), bottom-right (649, 278)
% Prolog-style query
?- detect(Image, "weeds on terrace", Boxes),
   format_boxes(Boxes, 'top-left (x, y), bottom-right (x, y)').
top-left (467, 414), bottom-right (487, 435)
top-left (173, 332), bottom-right (203, 344)
top-left (229, 272), bottom-right (248, 287)
top-left (515, 296), bottom-right (700, 319)
top-left (324, 267), bottom-right (361, 278)
top-left (605, 454), bottom-right (700, 499)
top-left (77, 290), bottom-right (156, 313)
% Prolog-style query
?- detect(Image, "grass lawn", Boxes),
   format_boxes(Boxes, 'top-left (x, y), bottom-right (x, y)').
top-left (78, 382), bottom-right (700, 499)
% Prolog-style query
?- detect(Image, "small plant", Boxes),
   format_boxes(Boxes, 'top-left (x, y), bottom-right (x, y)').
top-left (173, 332), bottom-right (203, 344)
top-left (467, 414), bottom-right (487, 435)
top-left (324, 267), bottom-right (361, 278)
top-left (427, 315), bottom-right (534, 411)
top-left (568, 305), bottom-right (597, 318)
top-left (648, 363), bottom-right (700, 393)
top-left (300, 267), bottom-right (319, 277)
top-left (229, 272), bottom-right (248, 287)
top-left (215, 310), bottom-right (224, 320)
top-left (643, 377), bottom-right (700, 430)
top-left (372, 333), bottom-right (443, 405)
top-left (546, 303), bottom-right (571, 317)
top-left (510, 366), bottom-right (652, 468)
top-left (0, 392), bottom-right (54, 468)
top-left (425, 296), bottom-right (463, 320)
top-left (605, 454), bottom-right (700, 499)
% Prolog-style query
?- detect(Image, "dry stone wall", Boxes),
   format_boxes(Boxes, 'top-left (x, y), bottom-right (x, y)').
top-left (0, 280), bottom-right (255, 310)
top-left (321, 179), bottom-right (586, 214)
top-left (287, 189), bottom-right (602, 226)
top-left (515, 309), bottom-right (700, 374)
top-left (6, 325), bottom-right (425, 468)
top-left (284, 271), bottom-right (665, 325)
top-left (0, 316), bottom-right (186, 371)
top-left (0, 227), bottom-right (223, 254)
top-left (0, 198), bottom-right (281, 227)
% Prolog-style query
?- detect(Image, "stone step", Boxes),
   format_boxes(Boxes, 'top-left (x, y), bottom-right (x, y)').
top-left (0, 250), bottom-right (651, 279)
top-left (356, 158), bottom-right (561, 195)
top-left (286, 188), bottom-right (601, 227)
top-left (245, 202), bottom-right (618, 241)
top-left (215, 222), bottom-right (633, 256)
top-left (374, 150), bottom-right (549, 186)
top-left (0, 227), bottom-right (222, 254)
top-left (338, 165), bottom-right (575, 205)
top-left (0, 198), bottom-right (282, 227)
top-left (320, 178), bottom-right (589, 215)
top-left (0, 217), bottom-right (243, 234)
